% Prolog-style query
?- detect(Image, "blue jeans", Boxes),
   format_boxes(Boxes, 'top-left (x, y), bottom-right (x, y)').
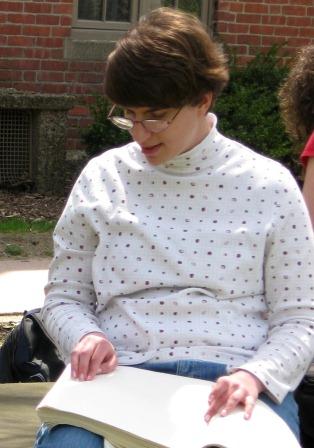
top-left (34, 360), bottom-right (300, 447)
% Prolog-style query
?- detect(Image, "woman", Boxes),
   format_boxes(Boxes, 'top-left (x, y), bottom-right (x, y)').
top-left (279, 44), bottom-right (314, 448)
top-left (35, 8), bottom-right (314, 448)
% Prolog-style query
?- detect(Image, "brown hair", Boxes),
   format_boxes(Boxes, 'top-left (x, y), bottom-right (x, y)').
top-left (104, 7), bottom-right (229, 109)
top-left (278, 45), bottom-right (314, 142)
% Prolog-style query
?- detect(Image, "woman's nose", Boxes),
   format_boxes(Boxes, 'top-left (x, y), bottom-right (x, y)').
top-left (130, 121), bottom-right (152, 144)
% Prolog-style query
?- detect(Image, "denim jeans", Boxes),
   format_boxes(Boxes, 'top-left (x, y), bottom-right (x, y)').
top-left (34, 360), bottom-right (300, 447)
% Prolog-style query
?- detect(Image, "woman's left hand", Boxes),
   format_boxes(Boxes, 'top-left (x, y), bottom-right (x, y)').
top-left (204, 370), bottom-right (265, 423)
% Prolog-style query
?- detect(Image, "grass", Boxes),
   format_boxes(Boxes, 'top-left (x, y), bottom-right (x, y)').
top-left (0, 217), bottom-right (56, 233)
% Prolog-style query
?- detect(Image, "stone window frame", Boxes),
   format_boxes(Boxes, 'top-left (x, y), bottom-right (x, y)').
top-left (65, 1), bottom-right (216, 60)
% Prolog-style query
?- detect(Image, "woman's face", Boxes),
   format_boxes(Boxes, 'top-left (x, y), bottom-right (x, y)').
top-left (125, 94), bottom-right (212, 165)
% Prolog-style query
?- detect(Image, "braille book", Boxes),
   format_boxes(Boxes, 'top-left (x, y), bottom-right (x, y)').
top-left (36, 365), bottom-right (300, 448)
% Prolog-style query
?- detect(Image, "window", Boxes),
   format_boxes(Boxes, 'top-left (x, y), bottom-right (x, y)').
top-left (67, 1), bottom-right (215, 60)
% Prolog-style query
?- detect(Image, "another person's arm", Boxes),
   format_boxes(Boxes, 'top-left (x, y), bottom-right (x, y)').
top-left (303, 157), bottom-right (314, 228)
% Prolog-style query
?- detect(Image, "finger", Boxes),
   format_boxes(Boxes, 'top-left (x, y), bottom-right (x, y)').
top-left (208, 377), bottom-right (229, 404)
top-left (97, 353), bottom-right (118, 374)
top-left (220, 388), bottom-right (245, 417)
top-left (76, 351), bottom-right (93, 381)
top-left (87, 343), bottom-right (116, 379)
top-left (244, 395), bottom-right (256, 420)
top-left (71, 350), bottom-right (79, 379)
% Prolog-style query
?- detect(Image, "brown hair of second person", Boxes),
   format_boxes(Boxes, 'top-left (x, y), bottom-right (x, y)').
top-left (104, 7), bottom-right (229, 110)
top-left (278, 45), bottom-right (314, 142)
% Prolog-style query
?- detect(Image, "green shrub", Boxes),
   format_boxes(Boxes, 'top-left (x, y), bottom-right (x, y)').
top-left (214, 46), bottom-right (302, 183)
top-left (81, 96), bottom-right (131, 158)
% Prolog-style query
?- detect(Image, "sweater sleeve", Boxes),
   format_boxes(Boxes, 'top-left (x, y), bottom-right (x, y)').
top-left (237, 170), bottom-right (314, 403)
top-left (40, 159), bottom-right (106, 362)
top-left (300, 132), bottom-right (314, 167)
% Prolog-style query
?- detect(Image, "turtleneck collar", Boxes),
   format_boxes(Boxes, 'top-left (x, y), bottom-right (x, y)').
top-left (150, 113), bottom-right (220, 175)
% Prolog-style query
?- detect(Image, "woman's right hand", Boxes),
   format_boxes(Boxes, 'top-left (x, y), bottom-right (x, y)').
top-left (71, 332), bottom-right (118, 381)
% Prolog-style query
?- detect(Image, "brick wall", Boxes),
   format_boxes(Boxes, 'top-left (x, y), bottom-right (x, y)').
top-left (0, 1), bottom-right (313, 156)
top-left (0, 0), bottom-right (105, 154)
top-left (215, 0), bottom-right (314, 64)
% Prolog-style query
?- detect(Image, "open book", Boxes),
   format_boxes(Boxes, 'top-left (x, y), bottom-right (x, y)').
top-left (36, 364), bottom-right (300, 448)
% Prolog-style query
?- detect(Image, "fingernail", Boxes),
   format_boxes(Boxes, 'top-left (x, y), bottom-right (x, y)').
top-left (79, 374), bottom-right (85, 381)
top-left (220, 409), bottom-right (227, 417)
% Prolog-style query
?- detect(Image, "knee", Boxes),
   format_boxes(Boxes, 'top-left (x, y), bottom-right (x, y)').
top-left (34, 424), bottom-right (103, 448)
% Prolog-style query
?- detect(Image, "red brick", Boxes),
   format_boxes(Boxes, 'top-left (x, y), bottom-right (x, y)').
top-left (13, 82), bottom-right (42, 92)
top-left (262, 15), bottom-right (286, 26)
top-left (24, 48), bottom-right (52, 59)
top-left (219, 1), bottom-right (244, 13)
top-left (220, 33), bottom-right (237, 45)
top-left (77, 72), bottom-right (104, 84)
top-left (0, 47), bottom-right (23, 57)
top-left (38, 71), bottom-right (65, 82)
top-left (36, 14), bottom-right (60, 26)
top-left (227, 23), bottom-right (249, 33)
top-left (236, 13), bottom-right (261, 24)
top-left (60, 15), bottom-right (72, 26)
top-left (274, 26), bottom-right (303, 37)
top-left (237, 34), bottom-right (261, 46)
top-left (24, 3), bottom-right (52, 14)
top-left (65, 72), bottom-right (77, 82)
top-left (0, 35), bottom-right (7, 45)
top-left (216, 11), bottom-right (236, 22)
top-left (23, 71), bottom-right (36, 82)
top-left (0, 24), bottom-right (22, 34)
top-left (7, 13), bottom-right (35, 24)
top-left (50, 49), bottom-right (64, 59)
top-left (0, 13), bottom-right (6, 23)
top-left (8, 59), bottom-right (40, 70)
top-left (23, 25), bottom-right (51, 37)
top-left (0, 2), bottom-right (23, 12)
top-left (69, 106), bottom-right (89, 117)
top-left (286, 16), bottom-right (312, 27)
top-left (8, 36), bottom-right (35, 47)
top-left (289, 0), bottom-right (313, 4)
top-left (250, 25), bottom-right (275, 35)
top-left (41, 83), bottom-right (68, 94)
top-left (0, 70), bottom-right (22, 81)
top-left (41, 60), bottom-right (68, 71)
top-left (51, 27), bottom-right (71, 37)
top-left (269, 5), bottom-right (281, 14)
top-left (282, 5), bottom-right (306, 15)
top-left (36, 37), bottom-right (63, 47)
top-left (69, 61), bottom-right (96, 72)
top-left (262, 36), bottom-right (287, 47)
top-left (244, 3), bottom-right (269, 14)
top-left (52, 4), bottom-right (73, 14)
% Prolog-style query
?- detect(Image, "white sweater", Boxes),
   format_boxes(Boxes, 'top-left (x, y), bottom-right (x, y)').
top-left (42, 114), bottom-right (314, 403)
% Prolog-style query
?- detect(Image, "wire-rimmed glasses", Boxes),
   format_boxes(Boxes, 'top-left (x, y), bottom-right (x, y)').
top-left (107, 105), bottom-right (181, 133)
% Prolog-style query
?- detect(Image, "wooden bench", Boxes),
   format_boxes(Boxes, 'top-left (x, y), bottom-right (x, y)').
top-left (0, 382), bottom-right (52, 448)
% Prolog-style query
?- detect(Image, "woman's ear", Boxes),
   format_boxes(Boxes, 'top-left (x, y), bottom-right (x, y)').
top-left (198, 92), bottom-right (213, 114)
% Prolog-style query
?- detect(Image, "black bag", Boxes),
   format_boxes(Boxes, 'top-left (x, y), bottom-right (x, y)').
top-left (0, 308), bottom-right (65, 383)
top-left (295, 376), bottom-right (314, 448)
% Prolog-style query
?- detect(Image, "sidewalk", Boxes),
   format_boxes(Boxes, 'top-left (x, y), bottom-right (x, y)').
top-left (0, 258), bottom-right (50, 316)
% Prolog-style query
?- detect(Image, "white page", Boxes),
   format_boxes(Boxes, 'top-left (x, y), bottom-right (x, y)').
top-left (37, 365), bottom-right (300, 448)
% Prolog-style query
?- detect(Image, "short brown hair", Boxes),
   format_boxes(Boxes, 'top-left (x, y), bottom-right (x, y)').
top-left (278, 45), bottom-right (314, 142)
top-left (104, 7), bottom-right (229, 109)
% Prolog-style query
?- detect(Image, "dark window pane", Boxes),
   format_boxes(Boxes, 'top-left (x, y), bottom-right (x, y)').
top-left (178, 0), bottom-right (201, 17)
top-left (78, 0), bottom-right (103, 21)
top-left (161, 0), bottom-right (176, 6)
top-left (106, 0), bottom-right (131, 22)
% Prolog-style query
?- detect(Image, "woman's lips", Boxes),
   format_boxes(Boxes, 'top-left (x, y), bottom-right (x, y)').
top-left (141, 144), bottom-right (162, 156)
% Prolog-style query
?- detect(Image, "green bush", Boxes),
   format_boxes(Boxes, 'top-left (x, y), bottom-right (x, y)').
top-left (81, 96), bottom-right (131, 158)
top-left (214, 46), bottom-right (302, 183)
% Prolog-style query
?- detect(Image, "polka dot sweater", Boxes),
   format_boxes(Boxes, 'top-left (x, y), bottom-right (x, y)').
top-left (42, 114), bottom-right (314, 403)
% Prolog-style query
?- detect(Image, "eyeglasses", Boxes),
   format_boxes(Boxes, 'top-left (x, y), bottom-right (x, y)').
top-left (107, 105), bottom-right (181, 133)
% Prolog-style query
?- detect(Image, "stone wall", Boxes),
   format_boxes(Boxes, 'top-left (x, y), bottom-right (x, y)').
top-left (0, 89), bottom-right (75, 194)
